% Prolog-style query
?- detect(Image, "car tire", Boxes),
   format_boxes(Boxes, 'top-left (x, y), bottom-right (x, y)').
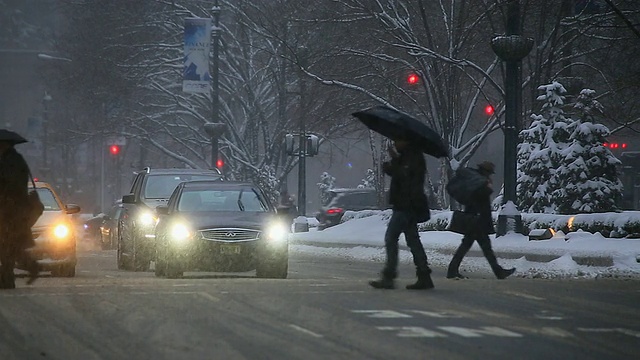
top-left (100, 234), bottom-right (110, 250)
top-left (154, 242), bottom-right (166, 277)
top-left (51, 264), bottom-right (75, 277)
top-left (117, 233), bottom-right (130, 270)
top-left (256, 256), bottom-right (288, 279)
top-left (165, 258), bottom-right (183, 279)
top-left (132, 234), bottom-right (151, 272)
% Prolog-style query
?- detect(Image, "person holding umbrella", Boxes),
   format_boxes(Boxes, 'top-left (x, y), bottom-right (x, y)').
top-left (0, 129), bottom-right (39, 289)
top-left (353, 105), bottom-right (447, 290)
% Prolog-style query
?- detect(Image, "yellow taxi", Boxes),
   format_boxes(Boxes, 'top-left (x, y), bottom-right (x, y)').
top-left (19, 182), bottom-right (81, 277)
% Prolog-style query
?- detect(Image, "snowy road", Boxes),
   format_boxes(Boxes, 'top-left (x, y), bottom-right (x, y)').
top-left (0, 246), bottom-right (638, 360)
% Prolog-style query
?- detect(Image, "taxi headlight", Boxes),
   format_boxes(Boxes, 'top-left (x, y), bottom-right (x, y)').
top-left (53, 224), bottom-right (71, 239)
top-left (170, 223), bottom-right (192, 244)
top-left (265, 223), bottom-right (288, 243)
top-left (139, 211), bottom-right (158, 226)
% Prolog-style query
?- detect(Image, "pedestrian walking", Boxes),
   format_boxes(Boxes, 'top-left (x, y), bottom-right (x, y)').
top-left (446, 161), bottom-right (516, 280)
top-left (369, 137), bottom-right (434, 290)
top-left (0, 130), bottom-right (38, 289)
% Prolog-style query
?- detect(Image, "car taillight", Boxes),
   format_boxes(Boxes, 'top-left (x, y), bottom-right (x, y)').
top-left (326, 208), bottom-right (343, 215)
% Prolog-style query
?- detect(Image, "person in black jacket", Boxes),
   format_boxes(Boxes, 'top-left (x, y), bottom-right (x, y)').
top-left (0, 139), bottom-right (38, 289)
top-left (369, 137), bottom-right (433, 290)
top-left (446, 161), bottom-right (515, 280)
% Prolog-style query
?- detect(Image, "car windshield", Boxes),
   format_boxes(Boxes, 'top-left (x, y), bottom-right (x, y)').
top-left (144, 174), bottom-right (220, 199)
top-left (329, 192), bottom-right (377, 209)
top-left (37, 188), bottom-right (62, 211)
top-left (177, 188), bottom-right (268, 212)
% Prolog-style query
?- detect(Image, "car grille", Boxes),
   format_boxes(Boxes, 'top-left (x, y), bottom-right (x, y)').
top-left (199, 228), bottom-right (260, 242)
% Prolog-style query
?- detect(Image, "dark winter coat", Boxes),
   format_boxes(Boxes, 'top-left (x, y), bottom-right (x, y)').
top-left (382, 147), bottom-right (429, 219)
top-left (0, 147), bottom-right (34, 255)
top-left (463, 168), bottom-right (495, 235)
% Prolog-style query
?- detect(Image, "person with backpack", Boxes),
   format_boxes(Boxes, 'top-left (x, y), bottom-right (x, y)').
top-left (446, 161), bottom-right (516, 280)
top-left (369, 137), bottom-right (434, 290)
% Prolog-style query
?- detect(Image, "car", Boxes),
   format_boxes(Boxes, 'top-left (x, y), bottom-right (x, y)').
top-left (19, 181), bottom-right (81, 277)
top-left (154, 180), bottom-right (289, 279)
top-left (99, 202), bottom-right (123, 250)
top-left (315, 188), bottom-right (387, 230)
top-left (83, 213), bottom-right (106, 244)
top-left (118, 167), bottom-right (223, 271)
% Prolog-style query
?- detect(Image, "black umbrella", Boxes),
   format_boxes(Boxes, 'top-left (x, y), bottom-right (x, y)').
top-left (352, 105), bottom-right (448, 158)
top-left (0, 129), bottom-right (28, 145)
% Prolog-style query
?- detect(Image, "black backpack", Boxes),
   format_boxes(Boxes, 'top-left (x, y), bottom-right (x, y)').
top-left (446, 167), bottom-right (486, 206)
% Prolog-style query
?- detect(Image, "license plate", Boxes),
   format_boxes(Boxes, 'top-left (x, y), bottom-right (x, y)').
top-left (220, 244), bottom-right (241, 254)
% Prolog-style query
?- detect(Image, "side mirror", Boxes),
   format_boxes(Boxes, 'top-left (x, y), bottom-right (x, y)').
top-left (156, 205), bottom-right (169, 216)
top-left (65, 204), bottom-right (81, 215)
top-left (122, 194), bottom-right (136, 204)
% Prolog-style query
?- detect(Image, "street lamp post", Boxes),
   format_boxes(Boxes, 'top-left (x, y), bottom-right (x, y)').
top-left (41, 91), bottom-right (52, 178)
top-left (205, 1), bottom-right (226, 172)
top-left (490, 0), bottom-right (533, 236)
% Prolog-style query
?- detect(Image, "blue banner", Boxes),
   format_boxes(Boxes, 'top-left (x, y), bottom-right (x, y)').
top-left (183, 18), bottom-right (212, 93)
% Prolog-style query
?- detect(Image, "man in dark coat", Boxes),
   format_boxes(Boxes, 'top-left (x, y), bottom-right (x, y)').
top-left (369, 137), bottom-right (434, 290)
top-left (0, 139), bottom-right (37, 289)
top-left (446, 161), bottom-right (515, 280)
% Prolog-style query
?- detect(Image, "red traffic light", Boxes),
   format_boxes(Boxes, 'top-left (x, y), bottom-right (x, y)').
top-left (484, 105), bottom-right (495, 116)
top-left (407, 73), bottom-right (420, 85)
top-left (216, 158), bottom-right (224, 169)
top-left (109, 145), bottom-right (121, 155)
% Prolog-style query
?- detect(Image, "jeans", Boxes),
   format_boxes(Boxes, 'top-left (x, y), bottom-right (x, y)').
top-left (382, 210), bottom-right (430, 279)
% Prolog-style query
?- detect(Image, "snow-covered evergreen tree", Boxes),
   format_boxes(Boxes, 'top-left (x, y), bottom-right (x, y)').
top-left (317, 172), bottom-right (336, 206)
top-left (517, 81), bottom-right (571, 213)
top-left (552, 89), bottom-right (622, 214)
top-left (357, 169), bottom-right (376, 189)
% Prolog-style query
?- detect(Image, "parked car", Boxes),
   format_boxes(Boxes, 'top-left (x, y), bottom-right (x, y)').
top-left (99, 202), bottom-right (123, 250)
top-left (118, 167), bottom-right (223, 271)
top-left (19, 181), bottom-right (81, 277)
top-left (154, 180), bottom-right (289, 279)
top-left (316, 188), bottom-right (387, 230)
top-left (83, 213), bottom-right (106, 244)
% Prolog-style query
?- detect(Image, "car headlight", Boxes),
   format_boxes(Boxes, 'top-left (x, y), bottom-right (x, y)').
top-left (139, 211), bottom-right (158, 226)
top-left (170, 223), bottom-right (193, 244)
top-left (265, 223), bottom-right (288, 243)
top-left (53, 224), bottom-right (71, 239)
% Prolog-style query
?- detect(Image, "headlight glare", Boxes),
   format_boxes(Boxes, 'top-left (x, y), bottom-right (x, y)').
top-left (139, 211), bottom-right (157, 226)
top-left (170, 223), bottom-right (192, 243)
top-left (53, 224), bottom-right (70, 239)
top-left (266, 223), bottom-right (288, 243)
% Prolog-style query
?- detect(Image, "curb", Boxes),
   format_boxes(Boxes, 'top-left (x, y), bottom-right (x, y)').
top-left (290, 239), bottom-right (616, 267)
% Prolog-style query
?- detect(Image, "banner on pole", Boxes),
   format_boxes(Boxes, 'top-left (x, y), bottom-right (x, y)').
top-left (183, 17), bottom-right (212, 93)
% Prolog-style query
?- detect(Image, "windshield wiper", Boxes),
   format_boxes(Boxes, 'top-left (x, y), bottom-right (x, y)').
top-left (237, 189), bottom-right (245, 211)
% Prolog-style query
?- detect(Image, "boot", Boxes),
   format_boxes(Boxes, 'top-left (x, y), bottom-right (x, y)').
top-left (26, 261), bottom-right (39, 285)
top-left (0, 271), bottom-right (16, 289)
top-left (369, 277), bottom-right (395, 289)
top-left (496, 267), bottom-right (516, 280)
top-left (406, 269), bottom-right (434, 290)
top-left (446, 272), bottom-right (468, 280)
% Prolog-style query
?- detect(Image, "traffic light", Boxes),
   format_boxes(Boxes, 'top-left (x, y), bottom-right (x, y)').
top-left (484, 104), bottom-right (495, 116)
top-left (109, 144), bottom-right (121, 155)
top-left (306, 134), bottom-right (320, 156)
top-left (284, 134), bottom-right (295, 155)
top-left (406, 73), bottom-right (420, 85)
top-left (216, 158), bottom-right (224, 169)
